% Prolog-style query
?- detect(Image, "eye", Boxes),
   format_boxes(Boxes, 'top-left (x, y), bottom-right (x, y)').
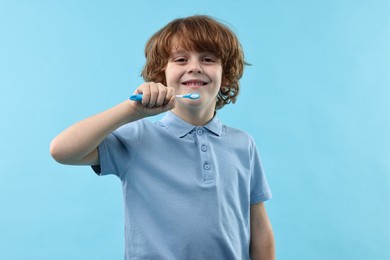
top-left (172, 57), bottom-right (188, 63)
top-left (202, 56), bottom-right (218, 63)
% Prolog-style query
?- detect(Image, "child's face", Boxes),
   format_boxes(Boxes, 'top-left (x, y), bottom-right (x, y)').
top-left (165, 46), bottom-right (223, 112)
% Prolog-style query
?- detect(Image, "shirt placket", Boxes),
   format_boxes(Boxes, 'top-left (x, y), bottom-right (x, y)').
top-left (194, 127), bottom-right (215, 183)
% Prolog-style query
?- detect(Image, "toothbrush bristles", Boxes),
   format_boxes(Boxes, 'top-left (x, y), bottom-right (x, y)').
top-left (180, 93), bottom-right (200, 100)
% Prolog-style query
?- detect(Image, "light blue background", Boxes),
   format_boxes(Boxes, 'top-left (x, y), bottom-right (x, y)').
top-left (1, 0), bottom-right (389, 259)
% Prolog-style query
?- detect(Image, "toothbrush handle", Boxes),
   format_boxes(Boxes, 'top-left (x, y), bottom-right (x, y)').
top-left (130, 94), bottom-right (183, 102)
top-left (130, 94), bottom-right (195, 102)
top-left (129, 94), bottom-right (143, 101)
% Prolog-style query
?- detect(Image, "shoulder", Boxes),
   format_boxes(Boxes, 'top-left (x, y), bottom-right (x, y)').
top-left (115, 118), bottom-right (155, 134)
top-left (109, 118), bottom-right (161, 143)
top-left (218, 123), bottom-right (260, 158)
top-left (222, 124), bottom-right (256, 145)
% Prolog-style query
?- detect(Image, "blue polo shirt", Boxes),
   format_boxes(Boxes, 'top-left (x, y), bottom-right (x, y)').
top-left (94, 111), bottom-right (271, 259)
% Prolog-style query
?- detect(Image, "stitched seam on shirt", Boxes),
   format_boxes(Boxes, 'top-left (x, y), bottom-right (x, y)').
top-left (251, 190), bottom-right (272, 204)
top-left (118, 120), bottom-right (143, 179)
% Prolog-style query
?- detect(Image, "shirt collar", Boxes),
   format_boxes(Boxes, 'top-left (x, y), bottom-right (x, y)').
top-left (160, 111), bottom-right (222, 138)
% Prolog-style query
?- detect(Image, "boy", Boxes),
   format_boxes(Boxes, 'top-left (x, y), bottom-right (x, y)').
top-left (50, 15), bottom-right (275, 259)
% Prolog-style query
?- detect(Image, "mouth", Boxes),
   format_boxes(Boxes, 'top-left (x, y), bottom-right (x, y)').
top-left (181, 80), bottom-right (208, 87)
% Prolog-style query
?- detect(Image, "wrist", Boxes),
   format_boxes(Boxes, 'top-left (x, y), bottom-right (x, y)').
top-left (121, 100), bottom-right (144, 124)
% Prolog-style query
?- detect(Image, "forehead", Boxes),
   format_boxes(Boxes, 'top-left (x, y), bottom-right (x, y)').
top-left (168, 36), bottom-right (220, 56)
top-left (169, 46), bottom-right (215, 56)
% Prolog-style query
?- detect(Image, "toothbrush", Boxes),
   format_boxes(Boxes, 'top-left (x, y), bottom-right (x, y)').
top-left (129, 93), bottom-right (200, 102)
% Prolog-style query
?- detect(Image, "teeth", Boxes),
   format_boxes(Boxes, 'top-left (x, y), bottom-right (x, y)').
top-left (184, 82), bottom-right (205, 85)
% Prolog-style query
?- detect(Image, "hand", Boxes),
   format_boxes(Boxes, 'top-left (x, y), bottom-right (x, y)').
top-left (129, 82), bottom-right (175, 118)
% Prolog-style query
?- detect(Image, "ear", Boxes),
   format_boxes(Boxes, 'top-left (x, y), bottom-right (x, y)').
top-left (220, 76), bottom-right (230, 91)
top-left (220, 86), bottom-right (229, 94)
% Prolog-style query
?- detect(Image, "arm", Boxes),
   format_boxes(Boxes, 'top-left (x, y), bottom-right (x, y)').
top-left (250, 202), bottom-right (276, 260)
top-left (50, 83), bottom-right (175, 166)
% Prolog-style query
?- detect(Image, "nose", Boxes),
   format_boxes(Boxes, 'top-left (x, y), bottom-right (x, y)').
top-left (187, 60), bottom-right (203, 74)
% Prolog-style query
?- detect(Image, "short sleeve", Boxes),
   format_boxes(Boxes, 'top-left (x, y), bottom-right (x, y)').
top-left (250, 139), bottom-right (272, 204)
top-left (91, 120), bottom-right (144, 178)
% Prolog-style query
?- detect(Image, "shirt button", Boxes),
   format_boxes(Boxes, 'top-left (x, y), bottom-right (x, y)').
top-left (201, 145), bottom-right (207, 152)
top-left (204, 163), bottom-right (210, 170)
top-left (197, 129), bottom-right (203, 135)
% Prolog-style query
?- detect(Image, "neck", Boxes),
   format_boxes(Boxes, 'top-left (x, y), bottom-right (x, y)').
top-left (171, 106), bottom-right (215, 126)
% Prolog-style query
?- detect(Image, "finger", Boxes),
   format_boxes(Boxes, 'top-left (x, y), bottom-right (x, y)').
top-left (155, 83), bottom-right (167, 107)
top-left (162, 87), bottom-right (175, 110)
top-left (165, 94), bottom-right (176, 110)
top-left (138, 83), bottom-right (151, 106)
top-left (164, 87), bottom-right (175, 105)
top-left (147, 83), bottom-right (161, 108)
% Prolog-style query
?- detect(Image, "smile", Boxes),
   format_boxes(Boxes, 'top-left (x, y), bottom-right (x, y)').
top-left (181, 80), bottom-right (208, 86)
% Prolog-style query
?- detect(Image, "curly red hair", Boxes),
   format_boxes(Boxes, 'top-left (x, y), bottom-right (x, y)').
top-left (142, 15), bottom-right (246, 110)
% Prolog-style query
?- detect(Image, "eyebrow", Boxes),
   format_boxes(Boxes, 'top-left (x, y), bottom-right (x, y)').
top-left (170, 50), bottom-right (218, 57)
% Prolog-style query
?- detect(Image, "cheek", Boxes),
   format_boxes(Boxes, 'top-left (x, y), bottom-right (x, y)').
top-left (164, 70), bottom-right (173, 85)
top-left (165, 66), bottom-right (178, 81)
top-left (215, 65), bottom-right (223, 78)
top-left (216, 69), bottom-right (224, 85)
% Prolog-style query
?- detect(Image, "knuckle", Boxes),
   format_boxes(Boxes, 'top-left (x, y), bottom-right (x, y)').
top-left (150, 87), bottom-right (158, 95)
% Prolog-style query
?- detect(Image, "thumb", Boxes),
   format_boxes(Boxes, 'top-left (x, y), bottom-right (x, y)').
top-left (165, 95), bottom-right (176, 111)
